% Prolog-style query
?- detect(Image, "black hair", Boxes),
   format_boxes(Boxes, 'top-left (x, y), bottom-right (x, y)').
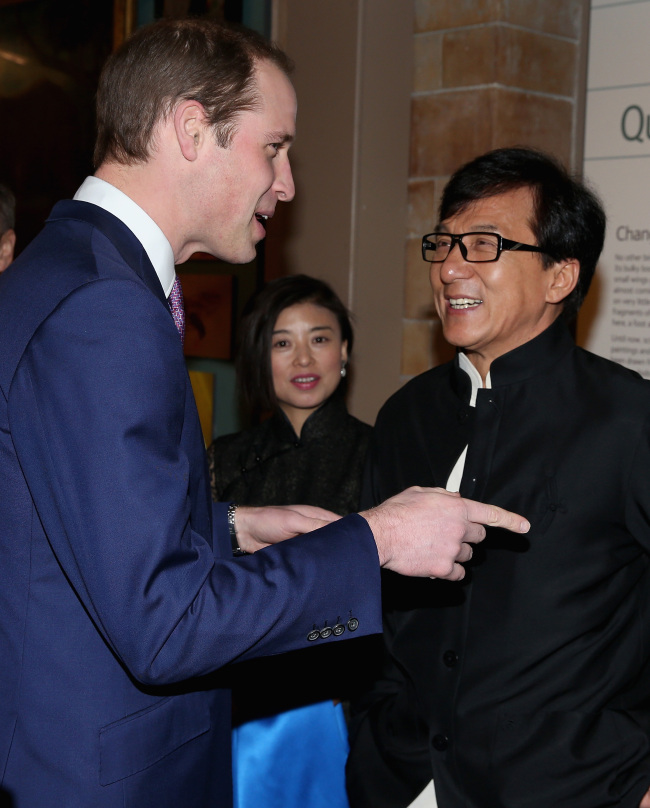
top-left (438, 147), bottom-right (606, 318)
top-left (236, 274), bottom-right (353, 415)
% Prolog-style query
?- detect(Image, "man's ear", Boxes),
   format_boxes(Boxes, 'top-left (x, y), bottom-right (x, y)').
top-left (546, 258), bottom-right (579, 305)
top-left (0, 229), bottom-right (16, 272)
top-left (173, 100), bottom-right (209, 161)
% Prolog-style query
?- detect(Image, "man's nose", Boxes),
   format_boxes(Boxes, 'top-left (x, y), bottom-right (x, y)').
top-left (275, 157), bottom-right (295, 202)
top-left (438, 239), bottom-right (473, 281)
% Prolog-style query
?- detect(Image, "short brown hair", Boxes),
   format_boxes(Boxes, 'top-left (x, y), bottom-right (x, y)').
top-left (94, 18), bottom-right (293, 168)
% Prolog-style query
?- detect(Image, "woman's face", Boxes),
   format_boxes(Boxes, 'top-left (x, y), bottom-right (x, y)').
top-left (270, 301), bottom-right (348, 435)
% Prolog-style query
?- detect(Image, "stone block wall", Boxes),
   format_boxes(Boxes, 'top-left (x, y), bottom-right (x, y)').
top-left (402, 0), bottom-right (588, 376)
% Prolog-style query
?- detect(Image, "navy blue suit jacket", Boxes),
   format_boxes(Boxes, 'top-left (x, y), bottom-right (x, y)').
top-left (0, 201), bottom-right (381, 808)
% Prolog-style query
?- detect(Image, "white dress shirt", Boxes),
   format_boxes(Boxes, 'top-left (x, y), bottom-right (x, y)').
top-left (74, 176), bottom-right (177, 297)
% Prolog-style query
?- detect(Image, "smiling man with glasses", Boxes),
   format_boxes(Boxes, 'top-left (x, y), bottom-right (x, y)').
top-left (347, 146), bottom-right (650, 808)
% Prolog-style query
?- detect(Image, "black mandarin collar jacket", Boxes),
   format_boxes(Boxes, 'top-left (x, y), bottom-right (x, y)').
top-left (349, 317), bottom-right (650, 808)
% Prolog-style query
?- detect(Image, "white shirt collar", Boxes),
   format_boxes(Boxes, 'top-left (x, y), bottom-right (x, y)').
top-left (458, 351), bottom-right (492, 407)
top-left (74, 176), bottom-right (176, 298)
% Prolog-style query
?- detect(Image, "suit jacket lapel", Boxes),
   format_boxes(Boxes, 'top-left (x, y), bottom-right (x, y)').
top-left (47, 200), bottom-right (168, 309)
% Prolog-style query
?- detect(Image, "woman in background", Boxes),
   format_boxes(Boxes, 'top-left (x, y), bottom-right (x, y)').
top-left (209, 273), bottom-right (370, 512)
top-left (208, 274), bottom-right (372, 808)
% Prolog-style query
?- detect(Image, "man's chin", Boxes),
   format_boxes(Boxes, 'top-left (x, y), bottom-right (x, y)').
top-left (209, 243), bottom-right (259, 265)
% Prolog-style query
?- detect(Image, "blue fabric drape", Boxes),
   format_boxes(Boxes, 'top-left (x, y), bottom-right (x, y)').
top-left (232, 700), bottom-right (350, 808)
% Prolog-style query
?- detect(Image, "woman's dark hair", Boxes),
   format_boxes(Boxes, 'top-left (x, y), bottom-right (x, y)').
top-left (237, 274), bottom-right (353, 415)
top-left (438, 147), bottom-right (607, 319)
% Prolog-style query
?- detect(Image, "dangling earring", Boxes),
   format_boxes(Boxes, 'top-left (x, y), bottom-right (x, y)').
top-left (340, 363), bottom-right (347, 378)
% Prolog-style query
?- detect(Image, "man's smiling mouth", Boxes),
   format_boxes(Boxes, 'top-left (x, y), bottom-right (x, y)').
top-left (449, 298), bottom-right (483, 309)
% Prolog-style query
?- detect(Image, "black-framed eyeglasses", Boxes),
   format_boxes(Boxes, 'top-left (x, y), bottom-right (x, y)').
top-left (421, 231), bottom-right (546, 264)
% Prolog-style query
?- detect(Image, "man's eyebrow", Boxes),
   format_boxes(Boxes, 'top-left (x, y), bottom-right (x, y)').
top-left (437, 223), bottom-right (499, 233)
top-left (266, 131), bottom-right (294, 145)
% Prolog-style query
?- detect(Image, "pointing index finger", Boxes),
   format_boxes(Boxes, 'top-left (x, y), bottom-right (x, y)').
top-left (465, 500), bottom-right (530, 534)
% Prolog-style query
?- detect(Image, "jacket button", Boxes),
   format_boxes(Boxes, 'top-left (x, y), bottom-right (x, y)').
top-left (333, 623), bottom-right (345, 636)
top-left (432, 734), bottom-right (449, 752)
top-left (347, 617), bottom-right (359, 632)
top-left (442, 650), bottom-right (458, 668)
top-left (307, 629), bottom-right (320, 642)
top-left (320, 626), bottom-right (333, 639)
top-left (457, 408), bottom-right (469, 423)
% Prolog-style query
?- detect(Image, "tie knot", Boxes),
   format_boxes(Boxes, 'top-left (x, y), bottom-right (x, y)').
top-left (168, 276), bottom-right (185, 345)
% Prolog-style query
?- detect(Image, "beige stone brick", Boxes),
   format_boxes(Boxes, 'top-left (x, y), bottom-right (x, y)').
top-left (415, 0), bottom-right (504, 33)
top-left (401, 319), bottom-right (434, 376)
top-left (410, 90), bottom-right (494, 178)
top-left (404, 238), bottom-right (436, 319)
top-left (441, 26), bottom-right (576, 96)
top-left (497, 27), bottom-right (577, 96)
top-left (410, 88), bottom-right (573, 178)
top-left (506, 0), bottom-right (582, 39)
top-left (442, 26), bottom-right (499, 88)
top-left (433, 176), bottom-right (450, 224)
top-left (407, 180), bottom-right (437, 238)
top-left (401, 319), bottom-right (456, 376)
top-left (414, 32), bottom-right (443, 93)
top-left (492, 88), bottom-right (573, 166)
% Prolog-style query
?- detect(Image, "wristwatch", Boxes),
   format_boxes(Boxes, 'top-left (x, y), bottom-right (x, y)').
top-left (227, 503), bottom-right (248, 556)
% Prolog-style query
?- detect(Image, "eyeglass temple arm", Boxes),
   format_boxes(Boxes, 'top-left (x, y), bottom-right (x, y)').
top-left (503, 238), bottom-right (544, 254)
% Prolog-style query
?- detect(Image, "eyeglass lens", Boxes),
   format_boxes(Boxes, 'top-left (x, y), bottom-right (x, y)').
top-left (427, 232), bottom-right (500, 262)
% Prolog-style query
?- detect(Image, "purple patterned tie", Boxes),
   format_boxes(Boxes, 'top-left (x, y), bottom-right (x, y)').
top-left (168, 275), bottom-right (185, 345)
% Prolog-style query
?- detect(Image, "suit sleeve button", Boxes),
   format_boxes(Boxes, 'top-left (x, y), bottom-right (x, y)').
top-left (347, 617), bottom-right (359, 632)
top-left (432, 734), bottom-right (449, 752)
top-left (320, 626), bottom-right (333, 639)
top-left (333, 623), bottom-right (345, 636)
top-left (307, 629), bottom-right (320, 642)
top-left (442, 650), bottom-right (458, 668)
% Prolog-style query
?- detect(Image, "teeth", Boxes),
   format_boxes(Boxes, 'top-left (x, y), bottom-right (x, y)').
top-left (257, 213), bottom-right (268, 220)
top-left (449, 298), bottom-right (482, 309)
top-left (294, 376), bottom-right (317, 383)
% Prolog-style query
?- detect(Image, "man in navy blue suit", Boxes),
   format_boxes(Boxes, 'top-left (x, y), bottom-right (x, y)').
top-left (0, 19), bottom-right (528, 808)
